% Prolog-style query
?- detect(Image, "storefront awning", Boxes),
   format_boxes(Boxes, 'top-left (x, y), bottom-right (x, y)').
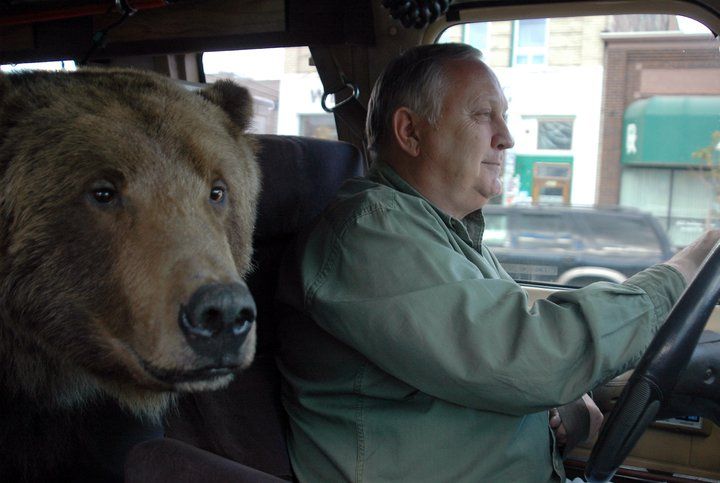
top-left (621, 95), bottom-right (720, 165)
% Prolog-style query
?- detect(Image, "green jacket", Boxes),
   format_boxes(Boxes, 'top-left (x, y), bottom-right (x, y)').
top-left (276, 162), bottom-right (686, 482)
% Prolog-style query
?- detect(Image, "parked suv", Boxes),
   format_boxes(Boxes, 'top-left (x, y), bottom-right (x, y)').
top-left (482, 205), bottom-right (675, 286)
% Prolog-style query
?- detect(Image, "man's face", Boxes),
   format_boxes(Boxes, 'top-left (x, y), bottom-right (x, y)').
top-left (418, 58), bottom-right (514, 218)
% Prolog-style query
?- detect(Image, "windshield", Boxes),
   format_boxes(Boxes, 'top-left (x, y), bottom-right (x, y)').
top-left (439, 14), bottom-right (718, 286)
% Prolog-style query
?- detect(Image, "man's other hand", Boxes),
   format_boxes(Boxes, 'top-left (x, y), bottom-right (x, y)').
top-left (550, 394), bottom-right (603, 454)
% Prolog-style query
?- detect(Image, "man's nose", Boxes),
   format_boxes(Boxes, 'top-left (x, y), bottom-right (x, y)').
top-left (492, 121), bottom-right (514, 150)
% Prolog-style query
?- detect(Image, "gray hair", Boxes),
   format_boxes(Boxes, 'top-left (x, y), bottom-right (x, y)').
top-left (365, 43), bottom-right (482, 163)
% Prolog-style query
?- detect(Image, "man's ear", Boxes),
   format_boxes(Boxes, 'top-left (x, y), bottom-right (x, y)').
top-left (199, 80), bottom-right (253, 132)
top-left (392, 107), bottom-right (422, 157)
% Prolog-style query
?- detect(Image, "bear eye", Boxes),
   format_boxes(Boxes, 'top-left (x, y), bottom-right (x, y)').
top-left (87, 180), bottom-right (119, 206)
top-left (210, 184), bottom-right (226, 204)
top-left (92, 188), bottom-right (116, 204)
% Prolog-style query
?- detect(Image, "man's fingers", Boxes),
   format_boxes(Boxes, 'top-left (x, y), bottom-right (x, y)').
top-left (549, 408), bottom-right (568, 444)
top-left (549, 413), bottom-right (561, 429)
top-left (554, 423), bottom-right (568, 444)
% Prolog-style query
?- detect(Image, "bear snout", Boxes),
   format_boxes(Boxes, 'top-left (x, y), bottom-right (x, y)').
top-left (179, 282), bottom-right (256, 360)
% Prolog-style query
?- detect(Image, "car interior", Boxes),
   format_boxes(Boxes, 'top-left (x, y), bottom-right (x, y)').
top-left (2, 0), bottom-right (720, 481)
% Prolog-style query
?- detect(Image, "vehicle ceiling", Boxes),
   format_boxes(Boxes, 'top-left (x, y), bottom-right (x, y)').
top-left (3, 0), bottom-right (717, 152)
top-left (1, 0), bottom-right (718, 65)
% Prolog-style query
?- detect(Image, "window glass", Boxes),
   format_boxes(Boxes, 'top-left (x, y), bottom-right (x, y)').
top-left (438, 22), bottom-right (490, 53)
top-left (669, 169), bottom-right (717, 245)
top-left (535, 163), bottom-right (571, 178)
top-left (514, 19), bottom-right (547, 65)
top-left (517, 19), bottom-right (546, 47)
top-left (202, 47), bottom-right (337, 139)
top-left (514, 213), bottom-right (575, 250)
top-left (438, 14), bottom-right (718, 286)
top-left (620, 168), bottom-right (671, 222)
top-left (1, 60), bottom-right (76, 72)
top-left (464, 23), bottom-right (489, 51)
top-left (483, 213), bottom-right (508, 246)
top-left (582, 213), bottom-right (662, 254)
top-left (621, 167), bottom-right (718, 246)
top-left (537, 120), bottom-right (573, 149)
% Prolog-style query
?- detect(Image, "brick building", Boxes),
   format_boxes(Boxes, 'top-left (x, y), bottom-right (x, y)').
top-left (597, 32), bottom-right (720, 244)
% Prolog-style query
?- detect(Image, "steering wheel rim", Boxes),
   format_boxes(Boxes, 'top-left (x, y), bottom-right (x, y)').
top-left (585, 241), bottom-right (720, 482)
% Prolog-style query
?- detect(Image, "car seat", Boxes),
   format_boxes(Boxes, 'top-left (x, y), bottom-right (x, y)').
top-left (124, 134), bottom-right (365, 482)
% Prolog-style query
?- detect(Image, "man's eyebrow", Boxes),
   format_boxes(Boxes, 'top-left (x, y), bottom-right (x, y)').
top-left (468, 94), bottom-right (509, 115)
top-left (469, 95), bottom-right (500, 106)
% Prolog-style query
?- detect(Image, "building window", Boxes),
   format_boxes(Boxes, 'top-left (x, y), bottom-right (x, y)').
top-left (463, 22), bottom-right (489, 52)
top-left (538, 119), bottom-right (573, 150)
top-left (436, 22), bottom-right (490, 55)
top-left (513, 18), bottom-right (548, 65)
top-left (620, 167), bottom-right (717, 247)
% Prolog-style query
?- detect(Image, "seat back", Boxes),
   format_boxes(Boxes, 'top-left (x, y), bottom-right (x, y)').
top-left (133, 135), bottom-right (364, 480)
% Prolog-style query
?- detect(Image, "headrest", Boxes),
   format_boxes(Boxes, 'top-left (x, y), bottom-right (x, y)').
top-left (253, 135), bottom-right (365, 241)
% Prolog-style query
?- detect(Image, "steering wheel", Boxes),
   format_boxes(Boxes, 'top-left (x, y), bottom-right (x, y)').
top-left (585, 241), bottom-right (720, 482)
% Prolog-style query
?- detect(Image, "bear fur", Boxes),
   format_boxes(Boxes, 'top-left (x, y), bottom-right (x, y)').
top-left (0, 68), bottom-right (260, 481)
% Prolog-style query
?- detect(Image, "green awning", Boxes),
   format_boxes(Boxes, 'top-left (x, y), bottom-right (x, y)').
top-left (621, 96), bottom-right (720, 165)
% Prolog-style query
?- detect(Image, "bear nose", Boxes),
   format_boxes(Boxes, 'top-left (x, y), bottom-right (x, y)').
top-left (179, 283), bottom-right (256, 357)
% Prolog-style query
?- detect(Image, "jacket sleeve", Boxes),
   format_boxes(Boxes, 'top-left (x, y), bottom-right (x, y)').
top-left (300, 201), bottom-right (686, 415)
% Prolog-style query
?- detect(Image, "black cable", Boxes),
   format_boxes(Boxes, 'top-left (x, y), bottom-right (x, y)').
top-left (78, 1), bottom-right (136, 66)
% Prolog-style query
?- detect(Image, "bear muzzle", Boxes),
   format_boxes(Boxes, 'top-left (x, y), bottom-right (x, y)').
top-left (137, 282), bottom-right (257, 385)
top-left (179, 281), bottom-right (256, 356)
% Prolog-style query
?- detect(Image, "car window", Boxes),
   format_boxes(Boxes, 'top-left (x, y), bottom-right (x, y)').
top-left (201, 47), bottom-right (337, 139)
top-left (1, 60), bottom-right (76, 72)
top-left (483, 212), bottom-right (508, 246)
top-left (580, 213), bottom-right (663, 254)
top-left (438, 14), bottom-right (719, 286)
top-left (513, 213), bottom-right (576, 250)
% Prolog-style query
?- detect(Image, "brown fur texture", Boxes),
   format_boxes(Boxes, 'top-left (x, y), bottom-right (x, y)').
top-left (0, 68), bottom-right (260, 481)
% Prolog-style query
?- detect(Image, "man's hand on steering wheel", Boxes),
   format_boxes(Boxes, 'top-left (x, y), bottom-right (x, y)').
top-left (664, 229), bottom-right (720, 283)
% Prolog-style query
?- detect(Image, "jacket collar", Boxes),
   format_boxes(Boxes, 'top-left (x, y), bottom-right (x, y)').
top-left (369, 161), bottom-right (485, 248)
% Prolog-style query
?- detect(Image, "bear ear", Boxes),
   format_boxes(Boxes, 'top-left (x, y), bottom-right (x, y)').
top-left (199, 80), bottom-right (253, 132)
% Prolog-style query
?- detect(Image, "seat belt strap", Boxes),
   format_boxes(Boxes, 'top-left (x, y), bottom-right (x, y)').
top-left (309, 46), bottom-right (368, 162)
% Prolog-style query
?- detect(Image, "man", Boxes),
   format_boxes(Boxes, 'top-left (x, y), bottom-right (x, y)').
top-left (276, 43), bottom-right (717, 481)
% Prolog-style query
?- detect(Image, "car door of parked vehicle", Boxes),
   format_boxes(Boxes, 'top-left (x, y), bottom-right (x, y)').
top-left (502, 208), bottom-right (582, 283)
